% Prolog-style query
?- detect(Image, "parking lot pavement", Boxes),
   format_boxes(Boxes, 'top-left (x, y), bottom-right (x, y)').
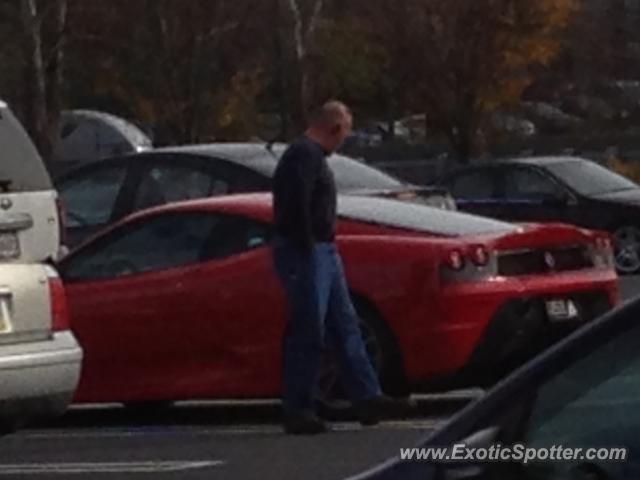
top-left (0, 395), bottom-right (474, 480)
top-left (0, 424), bottom-right (428, 480)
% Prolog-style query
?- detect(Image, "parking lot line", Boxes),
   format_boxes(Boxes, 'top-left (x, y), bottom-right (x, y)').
top-left (17, 419), bottom-right (443, 439)
top-left (0, 460), bottom-right (224, 474)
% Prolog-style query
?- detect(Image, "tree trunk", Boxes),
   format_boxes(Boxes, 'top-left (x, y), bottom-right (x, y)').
top-left (280, 0), bottom-right (324, 135)
top-left (273, 0), bottom-right (291, 140)
top-left (20, 0), bottom-right (50, 159)
top-left (46, 0), bottom-right (67, 162)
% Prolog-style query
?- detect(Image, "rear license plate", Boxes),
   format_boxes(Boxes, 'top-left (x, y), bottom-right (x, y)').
top-left (546, 299), bottom-right (579, 322)
top-left (0, 232), bottom-right (19, 260)
top-left (0, 297), bottom-right (11, 334)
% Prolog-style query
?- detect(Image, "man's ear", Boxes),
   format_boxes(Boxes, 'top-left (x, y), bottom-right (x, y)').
top-left (331, 124), bottom-right (342, 135)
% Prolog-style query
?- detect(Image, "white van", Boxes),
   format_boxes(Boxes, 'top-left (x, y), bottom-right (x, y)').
top-left (0, 101), bottom-right (82, 432)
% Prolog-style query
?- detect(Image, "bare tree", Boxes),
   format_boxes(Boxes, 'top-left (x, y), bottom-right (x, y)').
top-left (67, 0), bottom-right (262, 144)
top-left (0, 0), bottom-right (68, 160)
top-left (278, 0), bottom-right (325, 134)
top-left (20, 0), bottom-right (49, 157)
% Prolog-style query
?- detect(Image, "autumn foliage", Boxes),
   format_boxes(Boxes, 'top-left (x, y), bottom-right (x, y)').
top-left (0, 0), bottom-right (581, 160)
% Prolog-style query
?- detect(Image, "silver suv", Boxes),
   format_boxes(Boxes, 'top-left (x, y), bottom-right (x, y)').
top-left (0, 101), bottom-right (82, 432)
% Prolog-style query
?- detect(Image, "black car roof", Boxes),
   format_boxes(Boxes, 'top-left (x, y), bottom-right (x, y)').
top-left (498, 155), bottom-right (585, 166)
top-left (453, 156), bottom-right (584, 170)
top-left (55, 142), bottom-right (410, 192)
top-left (148, 142), bottom-right (285, 176)
top-left (437, 156), bottom-right (585, 181)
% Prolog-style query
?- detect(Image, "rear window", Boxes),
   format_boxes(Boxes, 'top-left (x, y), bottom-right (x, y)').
top-left (0, 103), bottom-right (52, 192)
top-left (545, 159), bottom-right (638, 196)
top-left (263, 146), bottom-right (404, 191)
top-left (328, 155), bottom-right (404, 190)
top-left (337, 196), bottom-right (517, 236)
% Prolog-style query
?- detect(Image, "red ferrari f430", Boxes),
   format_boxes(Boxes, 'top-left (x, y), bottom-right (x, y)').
top-left (59, 194), bottom-right (618, 406)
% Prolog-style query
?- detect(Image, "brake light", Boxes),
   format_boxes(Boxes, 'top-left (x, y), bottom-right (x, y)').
top-left (593, 235), bottom-right (614, 269)
top-left (596, 236), bottom-right (612, 251)
top-left (441, 245), bottom-right (496, 283)
top-left (445, 250), bottom-right (465, 271)
top-left (46, 266), bottom-right (69, 332)
top-left (470, 245), bottom-right (490, 266)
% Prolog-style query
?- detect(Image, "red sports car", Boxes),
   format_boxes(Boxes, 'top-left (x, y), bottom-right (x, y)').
top-left (58, 194), bottom-right (618, 407)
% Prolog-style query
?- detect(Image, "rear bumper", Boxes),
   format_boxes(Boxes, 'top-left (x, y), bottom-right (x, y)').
top-left (462, 291), bottom-right (612, 379)
top-left (402, 269), bottom-right (618, 384)
top-left (0, 331), bottom-right (82, 424)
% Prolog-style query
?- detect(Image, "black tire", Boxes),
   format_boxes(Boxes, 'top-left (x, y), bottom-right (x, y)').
top-left (315, 297), bottom-right (407, 417)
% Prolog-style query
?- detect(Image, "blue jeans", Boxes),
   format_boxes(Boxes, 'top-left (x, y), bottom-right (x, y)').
top-left (272, 237), bottom-right (382, 414)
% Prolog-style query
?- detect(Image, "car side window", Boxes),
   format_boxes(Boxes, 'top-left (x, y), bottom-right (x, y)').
top-left (58, 166), bottom-right (127, 228)
top-left (446, 170), bottom-right (495, 200)
top-left (518, 323), bottom-right (640, 479)
top-left (133, 164), bottom-right (229, 211)
top-left (62, 213), bottom-right (272, 281)
top-left (229, 167), bottom-right (272, 193)
top-left (63, 213), bottom-right (218, 280)
top-left (503, 168), bottom-right (564, 200)
top-left (200, 215), bottom-right (272, 261)
top-left (440, 322), bottom-right (640, 480)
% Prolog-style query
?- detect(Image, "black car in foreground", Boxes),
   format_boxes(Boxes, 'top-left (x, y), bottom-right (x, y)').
top-left (55, 143), bottom-right (454, 247)
top-left (437, 156), bottom-right (640, 273)
top-left (352, 297), bottom-right (640, 480)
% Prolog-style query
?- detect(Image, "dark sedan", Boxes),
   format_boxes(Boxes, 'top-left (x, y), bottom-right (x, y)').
top-left (56, 143), bottom-right (454, 247)
top-left (353, 297), bottom-right (640, 480)
top-left (436, 156), bottom-right (640, 273)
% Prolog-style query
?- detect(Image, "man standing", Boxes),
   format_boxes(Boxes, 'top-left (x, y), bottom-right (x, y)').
top-left (272, 101), bottom-right (404, 435)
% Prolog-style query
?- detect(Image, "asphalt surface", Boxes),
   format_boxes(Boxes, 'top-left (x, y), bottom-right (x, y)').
top-left (0, 397), bottom-right (471, 480)
top-left (1, 276), bottom-right (638, 480)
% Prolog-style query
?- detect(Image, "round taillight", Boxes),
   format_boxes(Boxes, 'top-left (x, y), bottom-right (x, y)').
top-left (470, 245), bottom-right (490, 266)
top-left (596, 236), bottom-right (613, 251)
top-left (447, 250), bottom-right (465, 271)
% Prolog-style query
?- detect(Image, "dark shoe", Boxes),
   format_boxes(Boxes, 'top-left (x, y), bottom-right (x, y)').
top-left (283, 412), bottom-right (328, 435)
top-left (355, 395), bottom-right (415, 426)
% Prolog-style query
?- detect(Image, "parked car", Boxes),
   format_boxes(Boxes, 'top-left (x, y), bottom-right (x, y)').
top-left (57, 193), bottom-right (617, 409)
top-left (436, 156), bottom-right (640, 274)
top-left (352, 297), bottom-right (640, 480)
top-left (54, 143), bottom-right (455, 247)
top-left (0, 101), bottom-right (82, 432)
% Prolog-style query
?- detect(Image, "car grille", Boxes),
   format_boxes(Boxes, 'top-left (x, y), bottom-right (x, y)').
top-left (498, 245), bottom-right (593, 276)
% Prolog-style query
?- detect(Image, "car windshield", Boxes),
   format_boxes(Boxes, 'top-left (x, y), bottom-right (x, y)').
top-left (546, 159), bottom-right (638, 196)
top-left (338, 196), bottom-right (517, 236)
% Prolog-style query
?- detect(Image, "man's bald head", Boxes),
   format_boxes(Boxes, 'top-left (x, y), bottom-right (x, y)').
top-left (306, 100), bottom-right (353, 153)
top-left (309, 101), bottom-right (352, 128)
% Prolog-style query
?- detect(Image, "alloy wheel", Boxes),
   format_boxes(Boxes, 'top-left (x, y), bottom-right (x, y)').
top-left (614, 226), bottom-right (640, 274)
